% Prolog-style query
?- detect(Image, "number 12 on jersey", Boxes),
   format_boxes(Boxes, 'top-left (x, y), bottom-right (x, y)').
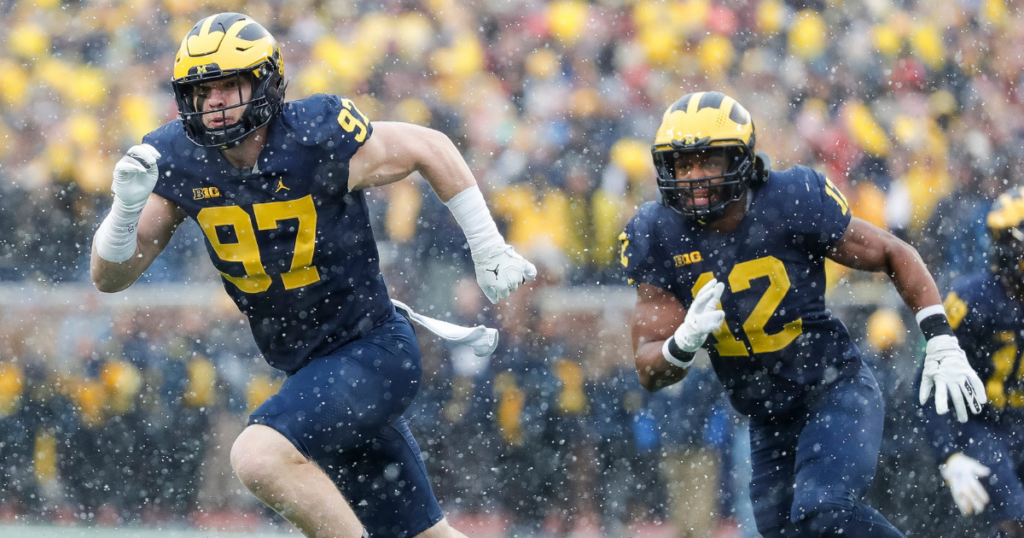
top-left (197, 195), bottom-right (320, 293)
top-left (691, 256), bottom-right (804, 356)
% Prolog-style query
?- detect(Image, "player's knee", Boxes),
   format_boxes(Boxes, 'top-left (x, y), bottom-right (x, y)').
top-left (230, 425), bottom-right (306, 492)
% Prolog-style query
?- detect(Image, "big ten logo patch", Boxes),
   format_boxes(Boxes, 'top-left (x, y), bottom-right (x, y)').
top-left (193, 187), bottom-right (222, 200)
top-left (674, 251), bottom-right (702, 267)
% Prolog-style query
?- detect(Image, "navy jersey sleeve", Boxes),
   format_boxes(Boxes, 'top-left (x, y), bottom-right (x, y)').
top-left (284, 94), bottom-right (373, 159)
top-left (620, 204), bottom-right (676, 292)
top-left (784, 166), bottom-right (853, 255)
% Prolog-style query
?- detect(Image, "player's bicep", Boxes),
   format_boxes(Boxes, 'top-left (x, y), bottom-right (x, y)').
top-left (631, 283), bottom-right (686, 353)
top-left (826, 217), bottom-right (896, 272)
top-left (348, 122), bottom-right (437, 191)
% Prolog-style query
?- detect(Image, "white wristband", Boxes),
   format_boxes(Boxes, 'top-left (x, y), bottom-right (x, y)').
top-left (916, 304), bottom-right (946, 326)
top-left (662, 338), bottom-right (695, 369)
top-left (95, 199), bottom-right (143, 263)
top-left (444, 186), bottom-right (504, 262)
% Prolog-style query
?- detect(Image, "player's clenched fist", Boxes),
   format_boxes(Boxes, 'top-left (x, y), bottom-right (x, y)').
top-left (673, 278), bottom-right (726, 352)
top-left (95, 144), bottom-right (162, 263)
top-left (112, 144), bottom-right (161, 212)
top-left (474, 243), bottom-right (538, 304)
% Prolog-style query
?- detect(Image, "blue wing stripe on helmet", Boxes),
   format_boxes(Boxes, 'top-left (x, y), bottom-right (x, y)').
top-left (236, 21), bottom-right (270, 41)
top-left (209, 12), bottom-right (246, 33)
top-left (669, 93), bottom-right (696, 113)
top-left (729, 102), bottom-right (751, 125)
top-left (696, 91), bottom-right (725, 111)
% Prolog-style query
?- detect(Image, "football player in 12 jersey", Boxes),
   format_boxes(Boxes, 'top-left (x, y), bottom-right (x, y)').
top-left (620, 91), bottom-right (986, 538)
top-left (921, 187), bottom-right (1024, 537)
top-left (89, 13), bottom-right (536, 538)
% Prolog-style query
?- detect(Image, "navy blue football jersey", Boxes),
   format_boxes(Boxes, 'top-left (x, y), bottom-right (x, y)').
top-left (146, 94), bottom-right (393, 374)
top-left (919, 271), bottom-right (1024, 504)
top-left (944, 271), bottom-right (1024, 416)
top-left (621, 166), bottom-right (859, 418)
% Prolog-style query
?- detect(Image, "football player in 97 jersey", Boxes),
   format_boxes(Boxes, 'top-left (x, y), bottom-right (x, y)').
top-left (89, 13), bottom-right (536, 538)
top-left (620, 91), bottom-right (986, 538)
top-left (921, 187), bottom-right (1024, 537)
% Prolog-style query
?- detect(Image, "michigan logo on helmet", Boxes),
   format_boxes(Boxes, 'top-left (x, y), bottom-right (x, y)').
top-left (653, 91), bottom-right (763, 223)
top-left (172, 13), bottom-right (286, 149)
top-left (987, 186), bottom-right (1024, 283)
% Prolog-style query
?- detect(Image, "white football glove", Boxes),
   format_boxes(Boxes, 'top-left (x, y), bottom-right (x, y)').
top-left (474, 243), bottom-right (538, 304)
top-left (112, 144), bottom-right (161, 212)
top-left (940, 453), bottom-right (991, 515)
top-left (673, 278), bottom-right (726, 352)
top-left (919, 334), bottom-right (986, 423)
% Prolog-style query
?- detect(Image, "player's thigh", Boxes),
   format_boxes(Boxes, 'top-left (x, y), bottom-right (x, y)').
top-left (748, 417), bottom-right (800, 537)
top-left (792, 364), bottom-right (885, 518)
top-left (328, 417), bottom-right (444, 538)
top-left (962, 419), bottom-right (1024, 522)
top-left (249, 312), bottom-right (423, 461)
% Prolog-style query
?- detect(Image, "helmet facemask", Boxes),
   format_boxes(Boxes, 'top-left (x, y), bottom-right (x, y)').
top-left (172, 61), bottom-right (284, 150)
top-left (655, 141), bottom-right (754, 222)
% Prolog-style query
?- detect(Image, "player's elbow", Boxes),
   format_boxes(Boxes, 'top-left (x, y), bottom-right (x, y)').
top-left (89, 260), bottom-right (132, 294)
top-left (91, 272), bottom-right (128, 294)
top-left (884, 236), bottom-right (924, 275)
top-left (636, 367), bottom-right (664, 392)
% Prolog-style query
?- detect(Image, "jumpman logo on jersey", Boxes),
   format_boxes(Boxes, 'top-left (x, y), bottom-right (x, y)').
top-left (275, 179), bottom-right (290, 193)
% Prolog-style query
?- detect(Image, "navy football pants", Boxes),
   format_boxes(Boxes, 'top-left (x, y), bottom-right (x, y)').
top-left (749, 364), bottom-right (905, 538)
top-left (249, 311), bottom-right (444, 538)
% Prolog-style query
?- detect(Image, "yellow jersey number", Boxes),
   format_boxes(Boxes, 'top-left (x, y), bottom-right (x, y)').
top-left (691, 256), bottom-right (803, 356)
top-left (986, 332), bottom-right (1024, 409)
top-left (338, 98), bottom-right (369, 143)
top-left (197, 195), bottom-right (321, 294)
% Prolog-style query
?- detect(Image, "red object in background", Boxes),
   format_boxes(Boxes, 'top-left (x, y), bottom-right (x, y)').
top-left (814, 125), bottom-right (860, 188)
top-left (708, 4), bottom-right (739, 36)
top-left (525, 11), bottom-right (550, 40)
top-left (889, 58), bottom-right (927, 92)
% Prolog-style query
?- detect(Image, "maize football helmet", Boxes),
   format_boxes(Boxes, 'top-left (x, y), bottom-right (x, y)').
top-left (987, 186), bottom-right (1024, 285)
top-left (171, 13), bottom-right (286, 149)
top-left (653, 91), bottom-right (765, 223)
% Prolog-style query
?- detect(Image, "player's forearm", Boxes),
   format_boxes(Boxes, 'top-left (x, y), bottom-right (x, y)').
top-left (635, 340), bottom-right (689, 391)
top-left (90, 241), bottom-right (145, 293)
top-left (414, 129), bottom-right (477, 202)
top-left (885, 240), bottom-right (943, 313)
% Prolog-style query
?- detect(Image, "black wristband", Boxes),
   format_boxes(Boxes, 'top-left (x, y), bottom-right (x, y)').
top-left (666, 337), bottom-right (696, 364)
top-left (919, 313), bottom-right (954, 341)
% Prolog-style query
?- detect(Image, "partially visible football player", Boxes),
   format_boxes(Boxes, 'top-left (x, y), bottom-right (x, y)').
top-left (89, 13), bottom-right (535, 538)
top-left (620, 91), bottom-right (986, 538)
top-left (920, 186), bottom-right (1024, 537)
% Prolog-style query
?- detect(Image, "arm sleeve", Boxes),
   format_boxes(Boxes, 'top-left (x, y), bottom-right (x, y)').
top-left (324, 94), bottom-right (374, 160)
top-left (619, 211), bottom-right (676, 292)
top-left (785, 168), bottom-right (853, 256)
top-left (812, 171), bottom-right (853, 253)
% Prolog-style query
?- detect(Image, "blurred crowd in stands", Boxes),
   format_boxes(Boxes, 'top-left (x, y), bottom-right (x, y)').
top-left (1, 0), bottom-right (1023, 535)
